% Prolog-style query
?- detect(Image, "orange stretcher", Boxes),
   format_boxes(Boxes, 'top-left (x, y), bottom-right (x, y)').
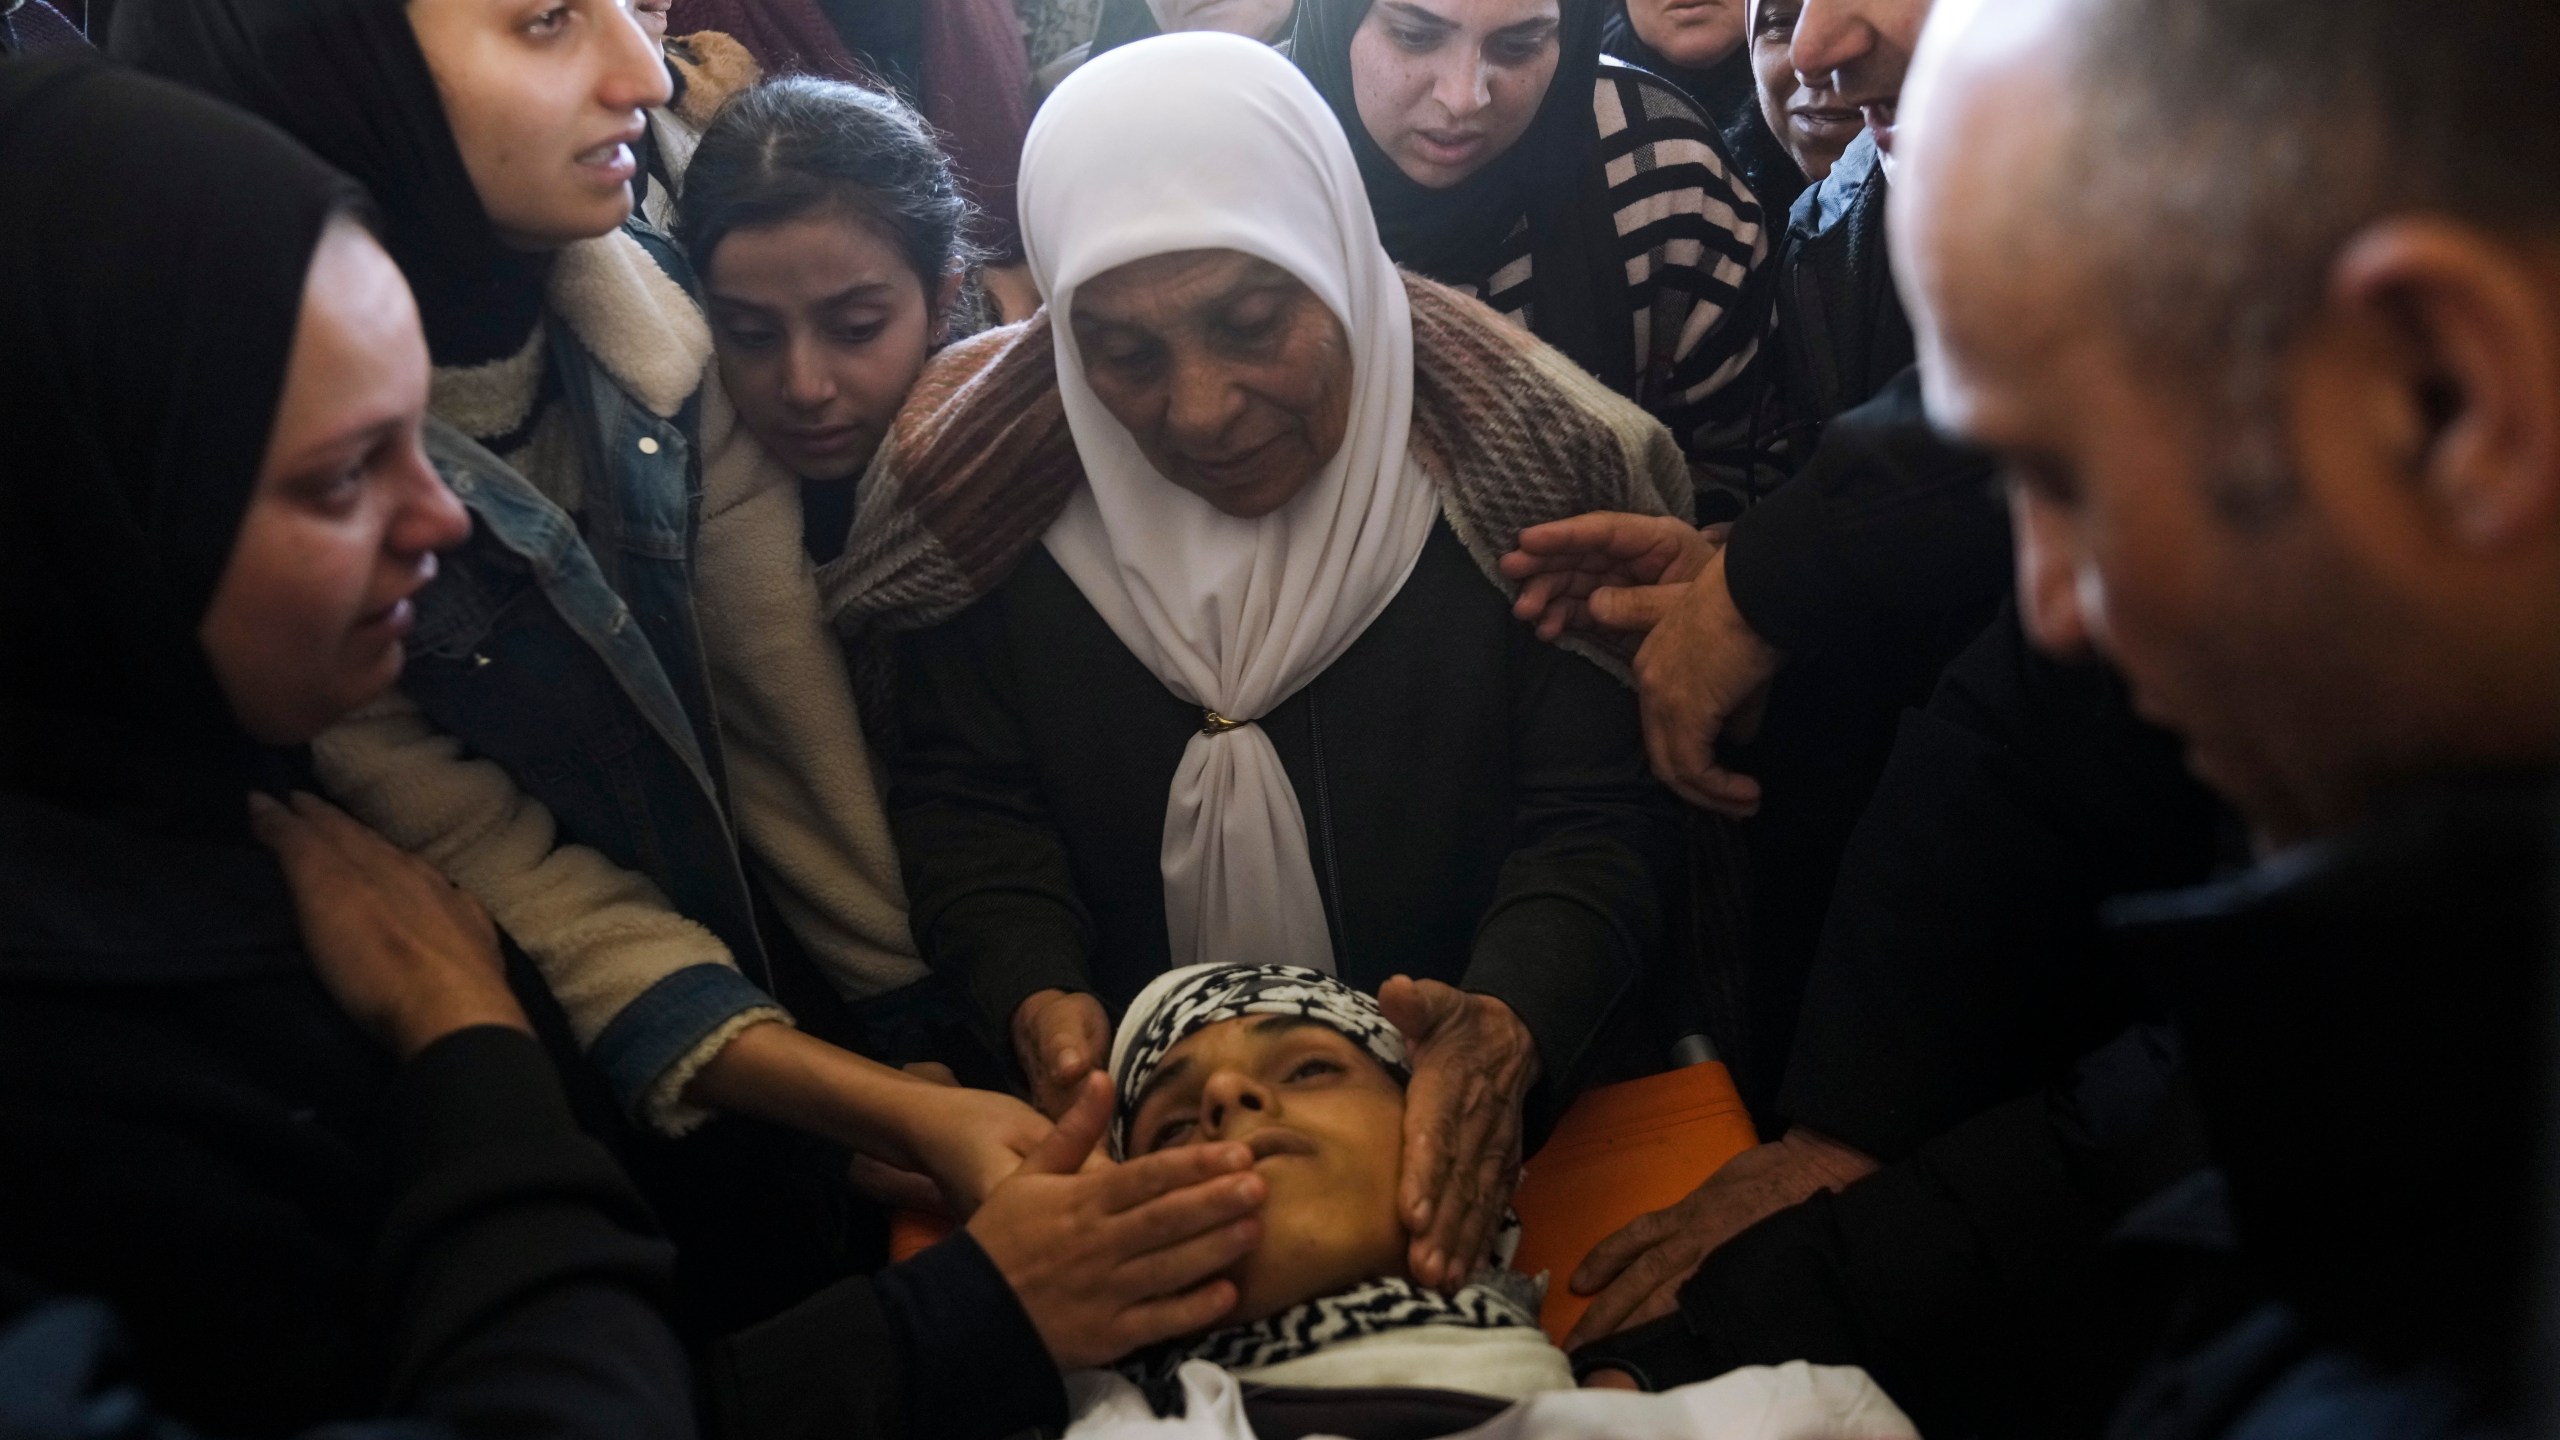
top-left (1509, 1060), bottom-right (1759, 1343)
top-left (889, 1060), bottom-right (1761, 1347)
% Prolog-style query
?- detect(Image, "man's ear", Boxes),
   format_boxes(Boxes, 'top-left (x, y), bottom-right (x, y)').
top-left (2329, 218), bottom-right (2560, 551)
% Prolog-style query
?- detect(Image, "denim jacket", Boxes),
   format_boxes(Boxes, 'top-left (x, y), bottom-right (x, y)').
top-left (398, 230), bottom-right (779, 1113)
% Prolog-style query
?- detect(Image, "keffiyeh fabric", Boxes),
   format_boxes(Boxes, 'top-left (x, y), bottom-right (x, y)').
top-left (1108, 963), bottom-right (1407, 1158)
top-left (1120, 1263), bottom-right (1544, 1399)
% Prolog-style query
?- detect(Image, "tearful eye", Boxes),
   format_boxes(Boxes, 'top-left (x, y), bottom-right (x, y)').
top-left (525, 5), bottom-right (572, 37)
top-left (1150, 1116), bottom-right (1198, 1150)
top-left (1285, 1057), bottom-right (1343, 1083)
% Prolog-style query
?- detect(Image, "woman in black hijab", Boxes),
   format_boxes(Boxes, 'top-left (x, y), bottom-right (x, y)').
top-left (111, 2), bottom-right (1069, 1299)
top-left (1294, 0), bottom-right (1779, 512)
top-left (0, 55), bottom-right (687, 1439)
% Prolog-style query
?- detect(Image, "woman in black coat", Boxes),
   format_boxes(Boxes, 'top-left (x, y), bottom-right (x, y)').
top-left (0, 57), bottom-right (689, 1439)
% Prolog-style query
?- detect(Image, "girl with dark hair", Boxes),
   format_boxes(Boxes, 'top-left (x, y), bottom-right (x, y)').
top-left (675, 75), bottom-right (975, 545)
top-left (1294, 0), bottom-right (1778, 518)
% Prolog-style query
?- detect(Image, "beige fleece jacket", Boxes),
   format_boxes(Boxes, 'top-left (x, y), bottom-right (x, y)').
top-left (317, 228), bottom-right (924, 1134)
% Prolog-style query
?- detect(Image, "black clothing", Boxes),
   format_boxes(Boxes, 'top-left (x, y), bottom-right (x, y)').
top-left (1294, 0), bottom-right (1632, 392)
top-left (892, 520), bottom-right (1681, 1103)
top-left (1710, 370), bottom-right (2010, 1111)
top-left (1585, 780), bottom-right (2552, 1439)
top-left (707, 1232), bottom-right (1068, 1440)
top-left (1573, 1022), bottom-right (2203, 1439)
top-left (1563, 615), bottom-right (2224, 1434)
top-left (1776, 608), bottom-right (2226, 1161)
top-left (2098, 777), bottom-right (2548, 1424)
top-left (0, 1), bottom-right (88, 56)
top-left (0, 795), bottom-right (689, 1439)
top-left (1762, 133), bottom-right (1908, 463)
top-left (2074, 1174), bottom-right (2496, 1440)
top-left (114, 0), bottom-right (551, 367)
top-left (0, 57), bottom-right (692, 1440)
top-left (0, 57), bottom-right (359, 842)
top-left (1720, 369), bottom-right (2004, 664)
top-left (1688, 139), bottom-right (1991, 1112)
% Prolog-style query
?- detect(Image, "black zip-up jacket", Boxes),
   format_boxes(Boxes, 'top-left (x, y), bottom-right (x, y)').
top-left (890, 519), bottom-right (1683, 1109)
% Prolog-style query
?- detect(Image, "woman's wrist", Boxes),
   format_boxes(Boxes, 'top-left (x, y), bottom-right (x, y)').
top-left (683, 1021), bottom-right (936, 1164)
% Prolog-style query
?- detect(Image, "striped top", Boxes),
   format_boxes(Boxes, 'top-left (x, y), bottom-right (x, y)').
top-left (1451, 59), bottom-right (1773, 516)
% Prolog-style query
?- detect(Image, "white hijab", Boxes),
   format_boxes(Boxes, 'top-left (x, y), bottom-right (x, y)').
top-left (1021, 34), bottom-right (1439, 974)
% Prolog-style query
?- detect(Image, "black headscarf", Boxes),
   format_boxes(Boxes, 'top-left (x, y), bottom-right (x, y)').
top-left (0, 57), bottom-right (365, 841)
top-left (1292, 0), bottom-right (1633, 393)
top-left (111, 0), bottom-right (549, 368)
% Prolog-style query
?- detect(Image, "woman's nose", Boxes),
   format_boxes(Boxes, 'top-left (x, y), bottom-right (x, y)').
top-left (1199, 1069), bottom-right (1272, 1139)
top-left (1430, 54), bottom-right (1494, 118)
top-left (599, 0), bottom-right (675, 113)
top-left (782, 338), bottom-right (836, 410)
top-left (1162, 357), bottom-right (1245, 446)
top-left (397, 443), bottom-right (473, 557)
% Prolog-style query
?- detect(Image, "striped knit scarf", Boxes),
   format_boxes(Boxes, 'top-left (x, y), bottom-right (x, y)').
top-left (814, 273), bottom-right (1694, 679)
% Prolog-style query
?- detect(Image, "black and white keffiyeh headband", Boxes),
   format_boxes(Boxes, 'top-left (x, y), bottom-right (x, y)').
top-left (1108, 964), bottom-right (1410, 1158)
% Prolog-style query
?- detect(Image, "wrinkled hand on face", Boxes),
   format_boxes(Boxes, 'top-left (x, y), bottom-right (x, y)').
top-left (1124, 1013), bottom-right (1414, 1325)
top-left (1380, 976), bottom-right (1538, 1292)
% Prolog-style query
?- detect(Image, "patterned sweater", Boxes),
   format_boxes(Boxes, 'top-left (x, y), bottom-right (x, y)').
top-left (1457, 60), bottom-right (1773, 520)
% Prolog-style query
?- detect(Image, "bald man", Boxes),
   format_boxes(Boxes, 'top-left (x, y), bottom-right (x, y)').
top-left (1893, 0), bottom-right (2552, 1431)
top-left (1575, 0), bottom-right (2556, 1434)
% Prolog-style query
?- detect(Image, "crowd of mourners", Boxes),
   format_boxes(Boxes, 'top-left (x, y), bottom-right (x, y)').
top-left (2, 0), bottom-right (2554, 1437)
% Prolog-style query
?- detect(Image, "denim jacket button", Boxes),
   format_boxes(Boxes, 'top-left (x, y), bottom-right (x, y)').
top-left (636, 436), bottom-right (660, 456)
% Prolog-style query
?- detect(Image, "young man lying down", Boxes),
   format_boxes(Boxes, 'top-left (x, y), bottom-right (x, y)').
top-left (1064, 964), bottom-right (1919, 1439)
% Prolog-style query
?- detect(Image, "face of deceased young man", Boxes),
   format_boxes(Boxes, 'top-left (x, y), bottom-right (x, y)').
top-left (1127, 1014), bottom-right (1412, 1323)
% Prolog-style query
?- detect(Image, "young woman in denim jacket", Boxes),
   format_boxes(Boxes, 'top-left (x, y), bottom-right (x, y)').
top-left (108, 0), bottom-right (1106, 1338)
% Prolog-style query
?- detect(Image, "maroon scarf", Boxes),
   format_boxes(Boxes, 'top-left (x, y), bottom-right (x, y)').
top-left (666, 0), bottom-right (1029, 258)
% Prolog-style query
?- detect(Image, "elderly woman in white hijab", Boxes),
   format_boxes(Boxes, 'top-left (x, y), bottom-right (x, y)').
top-left (823, 33), bottom-right (1690, 1295)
